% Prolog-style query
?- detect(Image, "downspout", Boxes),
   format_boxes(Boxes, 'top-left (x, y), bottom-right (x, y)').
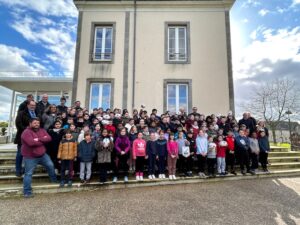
top-left (132, 0), bottom-right (137, 109)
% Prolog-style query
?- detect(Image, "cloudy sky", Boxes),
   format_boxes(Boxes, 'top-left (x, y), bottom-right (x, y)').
top-left (0, 0), bottom-right (299, 121)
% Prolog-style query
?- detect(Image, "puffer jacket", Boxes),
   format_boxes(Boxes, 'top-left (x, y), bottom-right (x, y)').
top-left (57, 139), bottom-right (77, 160)
top-left (78, 140), bottom-right (96, 162)
top-left (95, 136), bottom-right (114, 163)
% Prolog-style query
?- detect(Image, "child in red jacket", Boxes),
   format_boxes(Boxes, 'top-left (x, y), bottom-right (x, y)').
top-left (216, 135), bottom-right (227, 176)
top-left (226, 130), bottom-right (237, 175)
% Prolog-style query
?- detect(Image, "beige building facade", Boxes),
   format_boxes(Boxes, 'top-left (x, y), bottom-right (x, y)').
top-left (73, 0), bottom-right (235, 115)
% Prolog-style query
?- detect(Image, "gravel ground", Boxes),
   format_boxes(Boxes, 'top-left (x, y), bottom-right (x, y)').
top-left (0, 177), bottom-right (300, 225)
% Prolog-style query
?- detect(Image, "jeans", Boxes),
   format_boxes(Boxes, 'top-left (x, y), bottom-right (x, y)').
top-left (167, 156), bottom-right (177, 175)
top-left (80, 162), bottom-right (92, 180)
top-left (60, 160), bottom-right (73, 183)
top-left (197, 155), bottom-right (207, 173)
top-left (135, 156), bottom-right (145, 174)
top-left (23, 154), bottom-right (57, 195)
top-left (207, 158), bottom-right (216, 175)
top-left (16, 144), bottom-right (23, 176)
top-left (250, 153), bottom-right (259, 170)
top-left (148, 154), bottom-right (156, 175)
top-left (99, 162), bottom-right (110, 182)
top-left (158, 155), bottom-right (167, 174)
top-left (238, 150), bottom-right (250, 172)
top-left (217, 157), bottom-right (226, 174)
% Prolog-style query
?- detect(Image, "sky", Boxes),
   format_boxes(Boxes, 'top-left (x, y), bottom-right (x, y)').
top-left (0, 0), bottom-right (299, 121)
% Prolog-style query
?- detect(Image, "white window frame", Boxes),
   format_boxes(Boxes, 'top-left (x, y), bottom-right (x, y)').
top-left (167, 84), bottom-right (188, 113)
top-left (93, 27), bottom-right (113, 61)
top-left (168, 26), bottom-right (187, 62)
top-left (89, 83), bottom-right (111, 111)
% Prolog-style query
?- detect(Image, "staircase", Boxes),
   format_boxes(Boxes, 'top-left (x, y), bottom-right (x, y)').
top-left (0, 144), bottom-right (300, 197)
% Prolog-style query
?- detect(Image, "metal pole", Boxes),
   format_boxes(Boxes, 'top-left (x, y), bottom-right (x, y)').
top-left (8, 90), bottom-right (15, 143)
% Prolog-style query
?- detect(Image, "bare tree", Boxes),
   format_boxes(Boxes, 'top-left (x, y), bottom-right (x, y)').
top-left (245, 78), bottom-right (300, 143)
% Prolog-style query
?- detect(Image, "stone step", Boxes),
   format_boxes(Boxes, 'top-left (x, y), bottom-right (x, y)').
top-left (1, 169), bottom-right (300, 198)
top-left (270, 146), bottom-right (290, 152)
top-left (268, 162), bottom-right (300, 169)
top-left (268, 152), bottom-right (300, 157)
top-left (268, 157), bottom-right (300, 163)
top-left (0, 165), bottom-right (46, 175)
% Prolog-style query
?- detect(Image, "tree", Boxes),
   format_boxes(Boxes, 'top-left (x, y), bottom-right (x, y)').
top-left (1, 127), bottom-right (6, 136)
top-left (0, 122), bottom-right (8, 128)
top-left (245, 78), bottom-right (300, 143)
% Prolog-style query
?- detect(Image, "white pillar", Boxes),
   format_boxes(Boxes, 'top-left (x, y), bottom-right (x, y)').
top-left (8, 90), bottom-right (16, 143)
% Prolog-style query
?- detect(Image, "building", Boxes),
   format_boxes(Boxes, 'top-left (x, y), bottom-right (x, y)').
top-left (73, 0), bottom-right (235, 115)
top-left (0, 72), bottom-right (73, 141)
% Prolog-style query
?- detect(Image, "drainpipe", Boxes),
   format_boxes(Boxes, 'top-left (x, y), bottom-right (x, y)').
top-left (132, 0), bottom-right (137, 109)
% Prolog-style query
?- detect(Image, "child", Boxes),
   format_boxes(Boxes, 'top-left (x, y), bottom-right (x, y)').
top-left (167, 133), bottom-right (178, 180)
top-left (207, 136), bottom-right (217, 177)
top-left (186, 132), bottom-right (196, 176)
top-left (95, 129), bottom-right (114, 183)
top-left (216, 135), bottom-right (227, 176)
top-left (78, 132), bottom-right (96, 183)
top-left (92, 123), bottom-right (101, 141)
top-left (129, 126), bottom-right (138, 172)
top-left (249, 132), bottom-right (260, 173)
top-left (225, 130), bottom-right (236, 175)
top-left (47, 120), bottom-right (64, 173)
top-left (132, 132), bottom-right (147, 181)
top-left (147, 132), bottom-right (159, 179)
top-left (196, 129), bottom-right (208, 178)
top-left (114, 128), bottom-right (131, 183)
top-left (176, 131), bottom-right (190, 176)
top-left (156, 130), bottom-right (168, 179)
top-left (258, 130), bottom-right (270, 172)
top-left (78, 125), bottom-right (90, 143)
top-left (57, 130), bottom-right (77, 187)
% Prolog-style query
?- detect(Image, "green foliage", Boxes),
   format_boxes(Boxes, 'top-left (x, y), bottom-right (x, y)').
top-left (1, 127), bottom-right (6, 136)
top-left (0, 122), bottom-right (8, 128)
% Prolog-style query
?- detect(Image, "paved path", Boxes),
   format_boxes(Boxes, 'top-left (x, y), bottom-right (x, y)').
top-left (1, 177), bottom-right (300, 225)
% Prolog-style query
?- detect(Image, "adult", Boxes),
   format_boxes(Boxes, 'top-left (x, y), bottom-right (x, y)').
top-left (190, 106), bottom-right (201, 118)
top-left (36, 94), bottom-right (50, 118)
top-left (42, 104), bottom-right (58, 130)
top-left (74, 100), bottom-right (82, 111)
top-left (57, 96), bottom-right (68, 113)
top-left (14, 100), bottom-right (39, 177)
top-left (18, 94), bottom-right (34, 112)
top-left (238, 112), bottom-right (256, 134)
top-left (21, 118), bottom-right (57, 198)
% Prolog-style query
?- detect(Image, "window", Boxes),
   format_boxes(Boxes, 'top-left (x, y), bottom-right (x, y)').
top-left (168, 26), bottom-right (187, 61)
top-left (93, 26), bottom-right (113, 61)
top-left (89, 83), bottom-right (111, 111)
top-left (167, 84), bottom-right (188, 113)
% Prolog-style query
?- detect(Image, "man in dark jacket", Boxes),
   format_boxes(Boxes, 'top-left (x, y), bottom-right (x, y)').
top-left (238, 112), bottom-right (257, 134)
top-left (21, 118), bottom-right (57, 198)
top-left (235, 129), bottom-right (255, 175)
top-left (14, 100), bottom-right (39, 177)
top-left (57, 96), bottom-right (68, 113)
top-left (18, 94), bottom-right (34, 112)
top-left (36, 93), bottom-right (50, 118)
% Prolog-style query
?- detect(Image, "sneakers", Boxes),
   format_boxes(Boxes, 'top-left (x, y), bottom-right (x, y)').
top-left (231, 171), bottom-right (237, 175)
top-left (136, 176), bottom-right (140, 181)
top-left (169, 175), bottom-right (173, 180)
top-left (24, 193), bottom-right (34, 198)
top-left (173, 175), bottom-right (177, 180)
top-left (80, 180), bottom-right (85, 184)
top-left (113, 177), bottom-right (118, 183)
top-left (198, 172), bottom-right (206, 178)
top-left (148, 175), bottom-right (153, 180)
top-left (124, 176), bottom-right (129, 183)
top-left (162, 174), bottom-right (166, 179)
top-left (67, 181), bottom-right (72, 187)
top-left (152, 175), bottom-right (156, 179)
top-left (139, 176), bottom-right (144, 181)
top-left (59, 181), bottom-right (65, 188)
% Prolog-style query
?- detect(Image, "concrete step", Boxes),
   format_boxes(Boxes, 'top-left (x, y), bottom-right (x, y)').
top-left (1, 169), bottom-right (300, 198)
top-left (270, 146), bottom-right (290, 152)
top-left (268, 152), bottom-right (300, 157)
top-left (268, 162), bottom-right (300, 169)
top-left (0, 164), bottom-right (46, 175)
top-left (268, 157), bottom-right (300, 163)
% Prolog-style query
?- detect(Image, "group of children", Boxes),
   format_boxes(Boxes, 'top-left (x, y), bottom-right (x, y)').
top-left (45, 106), bottom-right (271, 187)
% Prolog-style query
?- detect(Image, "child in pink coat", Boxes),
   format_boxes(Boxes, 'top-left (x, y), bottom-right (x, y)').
top-left (132, 132), bottom-right (147, 181)
top-left (167, 133), bottom-right (179, 180)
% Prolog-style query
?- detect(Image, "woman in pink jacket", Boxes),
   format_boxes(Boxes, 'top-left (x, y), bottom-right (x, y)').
top-left (167, 133), bottom-right (179, 180)
top-left (132, 132), bottom-right (147, 181)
